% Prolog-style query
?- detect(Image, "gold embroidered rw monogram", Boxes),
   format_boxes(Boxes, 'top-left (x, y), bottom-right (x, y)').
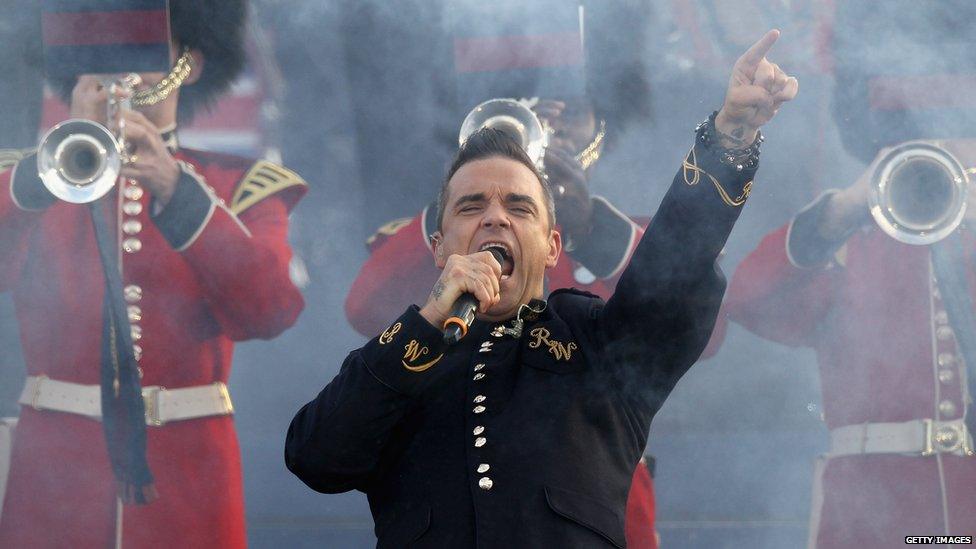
top-left (528, 327), bottom-right (578, 361)
top-left (402, 339), bottom-right (442, 372)
top-left (379, 322), bottom-right (402, 345)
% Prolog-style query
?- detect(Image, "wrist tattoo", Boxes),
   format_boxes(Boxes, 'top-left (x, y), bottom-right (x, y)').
top-left (431, 281), bottom-right (445, 300)
top-left (716, 125), bottom-right (748, 147)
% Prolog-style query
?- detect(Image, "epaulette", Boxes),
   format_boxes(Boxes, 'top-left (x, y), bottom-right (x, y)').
top-left (0, 148), bottom-right (34, 174)
top-left (366, 217), bottom-right (414, 249)
top-left (230, 160), bottom-right (307, 215)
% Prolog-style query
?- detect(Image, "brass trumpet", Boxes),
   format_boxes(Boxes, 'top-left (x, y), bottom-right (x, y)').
top-left (459, 98), bottom-right (548, 167)
top-left (36, 75), bottom-right (140, 204)
top-left (869, 142), bottom-right (969, 246)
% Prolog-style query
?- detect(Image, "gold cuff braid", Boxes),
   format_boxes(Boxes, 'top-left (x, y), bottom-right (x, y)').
top-left (681, 147), bottom-right (752, 207)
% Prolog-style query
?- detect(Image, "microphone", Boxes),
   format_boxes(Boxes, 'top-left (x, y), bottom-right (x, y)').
top-left (443, 247), bottom-right (505, 345)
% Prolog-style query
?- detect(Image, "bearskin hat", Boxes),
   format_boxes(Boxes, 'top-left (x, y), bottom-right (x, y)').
top-left (47, 0), bottom-right (247, 122)
top-left (451, 0), bottom-right (652, 149)
top-left (832, 0), bottom-right (976, 163)
top-left (580, 0), bottom-right (652, 147)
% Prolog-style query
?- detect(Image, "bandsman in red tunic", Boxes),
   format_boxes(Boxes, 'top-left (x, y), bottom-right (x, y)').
top-left (0, 2), bottom-right (306, 547)
top-left (724, 2), bottom-right (976, 546)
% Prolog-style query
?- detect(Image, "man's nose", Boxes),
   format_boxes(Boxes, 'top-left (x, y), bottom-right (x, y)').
top-left (481, 202), bottom-right (510, 229)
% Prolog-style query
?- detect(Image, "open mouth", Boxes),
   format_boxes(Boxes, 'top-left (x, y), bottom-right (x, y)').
top-left (479, 242), bottom-right (515, 279)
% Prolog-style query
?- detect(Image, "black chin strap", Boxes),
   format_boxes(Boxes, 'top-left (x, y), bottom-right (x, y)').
top-left (930, 234), bottom-right (976, 438)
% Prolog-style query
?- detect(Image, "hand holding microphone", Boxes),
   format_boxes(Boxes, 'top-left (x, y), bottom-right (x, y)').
top-left (419, 247), bottom-right (505, 344)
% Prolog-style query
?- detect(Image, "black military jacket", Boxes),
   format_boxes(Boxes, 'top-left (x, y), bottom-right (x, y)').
top-left (286, 139), bottom-right (755, 548)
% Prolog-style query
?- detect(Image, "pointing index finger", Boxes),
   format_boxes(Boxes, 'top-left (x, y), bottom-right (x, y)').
top-left (739, 29), bottom-right (780, 68)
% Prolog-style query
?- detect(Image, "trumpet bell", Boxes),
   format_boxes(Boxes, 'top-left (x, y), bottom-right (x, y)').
top-left (37, 119), bottom-right (122, 204)
top-left (459, 99), bottom-right (547, 166)
top-left (870, 142), bottom-right (968, 246)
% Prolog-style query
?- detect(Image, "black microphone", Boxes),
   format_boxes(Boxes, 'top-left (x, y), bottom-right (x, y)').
top-left (443, 247), bottom-right (505, 345)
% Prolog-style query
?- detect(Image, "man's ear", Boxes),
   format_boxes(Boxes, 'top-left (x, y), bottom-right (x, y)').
top-left (545, 229), bottom-right (562, 269)
top-left (184, 48), bottom-right (205, 85)
top-left (431, 231), bottom-right (447, 268)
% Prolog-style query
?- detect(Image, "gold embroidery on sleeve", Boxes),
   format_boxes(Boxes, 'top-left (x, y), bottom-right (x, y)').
top-left (402, 339), bottom-right (443, 372)
top-left (681, 147), bottom-right (751, 207)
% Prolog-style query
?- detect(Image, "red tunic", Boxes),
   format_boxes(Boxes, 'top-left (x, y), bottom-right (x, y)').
top-left (345, 199), bottom-right (661, 549)
top-left (0, 147), bottom-right (306, 548)
top-left (726, 205), bottom-right (976, 548)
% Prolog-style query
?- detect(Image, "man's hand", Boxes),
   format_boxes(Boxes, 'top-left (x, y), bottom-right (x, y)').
top-left (715, 29), bottom-right (798, 148)
top-left (419, 251), bottom-right (502, 327)
top-left (119, 110), bottom-right (181, 208)
top-left (70, 76), bottom-right (112, 126)
top-left (545, 146), bottom-right (593, 240)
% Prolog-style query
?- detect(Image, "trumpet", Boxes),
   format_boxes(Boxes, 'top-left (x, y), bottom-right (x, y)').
top-left (459, 98), bottom-right (548, 167)
top-left (869, 142), bottom-right (969, 246)
top-left (36, 75), bottom-right (140, 204)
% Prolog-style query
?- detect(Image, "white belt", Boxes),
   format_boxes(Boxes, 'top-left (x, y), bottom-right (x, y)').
top-left (829, 419), bottom-right (975, 457)
top-left (19, 375), bottom-right (234, 426)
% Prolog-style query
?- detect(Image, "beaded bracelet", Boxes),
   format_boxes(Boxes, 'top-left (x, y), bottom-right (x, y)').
top-left (695, 111), bottom-right (764, 172)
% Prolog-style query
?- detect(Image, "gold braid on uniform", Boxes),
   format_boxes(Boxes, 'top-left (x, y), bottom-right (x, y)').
top-left (231, 160), bottom-right (307, 215)
top-left (682, 147), bottom-right (752, 207)
top-left (0, 148), bottom-right (32, 173)
top-left (131, 49), bottom-right (194, 108)
top-left (576, 120), bottom-right (607, 171)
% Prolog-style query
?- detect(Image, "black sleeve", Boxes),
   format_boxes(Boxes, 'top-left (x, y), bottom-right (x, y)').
top-left (786, 190), bottom-right (862, 268)
top-left (10, 153), bottom-right (56, 211)
top-left (599, 140), bottom-right (754, 400)
top-left (284, 306), bottom-right (448, 493)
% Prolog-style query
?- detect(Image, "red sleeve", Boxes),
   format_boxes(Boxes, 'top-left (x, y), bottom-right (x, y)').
top-left (725, 223), bottom-right (839, 348)
top-left (625, 460), bottom-right (658, 549)
top-left (345, 212), bottom-right (441, 337)
top-left (152, 164), bottom-right (306, 341)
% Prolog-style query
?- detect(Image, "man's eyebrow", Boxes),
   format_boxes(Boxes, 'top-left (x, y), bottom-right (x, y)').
top-left (453, 193), bottom-right (486, 207)
top-left (505, 193), bottom-right (538, 210)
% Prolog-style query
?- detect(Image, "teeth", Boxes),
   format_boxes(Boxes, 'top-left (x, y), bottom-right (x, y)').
top-left (480, 242), bottom-right (510, 255)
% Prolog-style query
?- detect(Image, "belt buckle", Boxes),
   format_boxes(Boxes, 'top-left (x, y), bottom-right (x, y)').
top-left (142, 386), bottom-right (165, 426)
top-left (925, 419), bottom-right (969, 455)
top-left (31, 375), bottom-right (48, 411)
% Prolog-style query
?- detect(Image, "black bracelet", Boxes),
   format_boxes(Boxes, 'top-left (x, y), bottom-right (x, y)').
top-left (695, 111), bottom-right (764, 172)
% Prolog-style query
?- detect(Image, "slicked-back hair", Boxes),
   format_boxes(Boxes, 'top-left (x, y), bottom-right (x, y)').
top-left (437, 128), bottom-right (555, 232)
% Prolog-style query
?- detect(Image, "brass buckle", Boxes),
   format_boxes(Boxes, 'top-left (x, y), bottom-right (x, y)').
top-left (142, 386), bottom-right (166, 426)
top-left (31, 375), bottom-right (48, 411)
top-left (215, 382), bottom-right (234, 415)
top-left (922, 419), bottom-right (971, 456)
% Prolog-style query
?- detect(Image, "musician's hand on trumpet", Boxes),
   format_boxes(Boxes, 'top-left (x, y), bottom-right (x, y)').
top-left (70, 76), bottom-right (114, 126)
top-left (544, 145), bottom-right (593, 241)
top-left (119, 109), bottom-right (181, 208)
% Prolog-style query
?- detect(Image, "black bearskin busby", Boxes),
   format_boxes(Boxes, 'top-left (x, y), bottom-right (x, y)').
top-left (580, 0), bottom-right (652, 148)
top-left (450, 0), bottom-right (652, 149)
top-left (832, 0), bottom-right (976, 163)
top-left (48, 0), bottom-right (247, 122)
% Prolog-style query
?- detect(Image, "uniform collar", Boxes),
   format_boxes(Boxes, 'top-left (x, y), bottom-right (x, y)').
top-left (487, 299), bottom-right (548, 339)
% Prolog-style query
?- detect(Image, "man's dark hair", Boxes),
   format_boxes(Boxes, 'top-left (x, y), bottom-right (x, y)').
top-left (436, 128), bottom-right (555, 231)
